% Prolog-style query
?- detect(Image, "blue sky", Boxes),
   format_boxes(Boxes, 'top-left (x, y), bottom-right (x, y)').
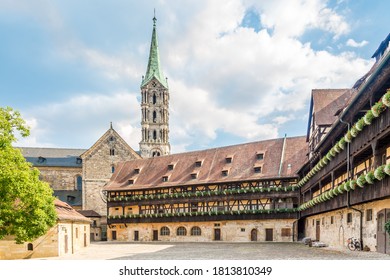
top-left (1, 0), bottom-right (389, 153)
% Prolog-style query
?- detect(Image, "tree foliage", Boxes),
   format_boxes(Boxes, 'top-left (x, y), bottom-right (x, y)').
top-left (0, 107), bottom-right (57, 243)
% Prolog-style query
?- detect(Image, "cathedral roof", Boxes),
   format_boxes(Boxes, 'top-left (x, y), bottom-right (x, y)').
top-left (104, 136), bottom-right (308, 191)
top-left (140, 16), bottom-right (168, 89)
top-left (19, 147), bottom-right (85, 167)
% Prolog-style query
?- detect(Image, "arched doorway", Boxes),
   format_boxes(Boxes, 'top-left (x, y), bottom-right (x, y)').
top-left (251, 229), bottom-right (258, 241)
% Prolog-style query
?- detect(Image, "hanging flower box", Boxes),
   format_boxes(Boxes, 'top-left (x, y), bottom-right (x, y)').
top-left (364, 110), bottom-right (374, 125)
top-left (344, 131), bottom-right (353, 143)
top-left (355, 118), bottom-right (365, 131)
top-left (334, 144), bottom-right (340, 153)
top-left (343, 181), bottom-right (351, 192)
top-left (350, 126), bottom-right (359, 138)
top-left (384, 163), bottom-right (390, 175)
top-left (365, 171), bottom-right (375, 184)
top-left (349, 180), bottom-right (357, 190)
top-left (372, 101), bottom-right (386, 117)
top-left (338, 138), bottom-right (346, 150)
top-left (374, 165), bottom-right (386, 180)
top-left (357, 174), bottom-right (367, 187)
top-left (337, 183), bottom-right (345, 193)
top-left (326, 152), bottom-right (333, 161)
top-left (382, 90), bottom-right (390, 107)
top-left (329, 148), bottom-right (336, 157)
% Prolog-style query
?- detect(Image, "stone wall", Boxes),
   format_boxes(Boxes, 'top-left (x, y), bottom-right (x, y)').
top-left (303, 198), bottom-right (390, 251)
top-left (38, 166), bottom-right (82, 191)
top-left (108, 219), bottom-right (296, 242)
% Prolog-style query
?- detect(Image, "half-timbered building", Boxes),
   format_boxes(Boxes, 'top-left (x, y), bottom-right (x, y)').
top-left (104, 137), bottom-right (307, 242)
top-left (298, 33), bottom-right (390, 253)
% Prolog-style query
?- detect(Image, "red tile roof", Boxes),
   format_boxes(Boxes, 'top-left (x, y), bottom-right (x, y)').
top-left (55, 199), bottom-right (91, 223)
top-left (104, 136), bottom-right (307, 191)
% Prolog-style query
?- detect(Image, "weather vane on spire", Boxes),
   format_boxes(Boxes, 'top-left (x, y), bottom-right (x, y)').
top-left (153, 8), bottom-right (157, 26)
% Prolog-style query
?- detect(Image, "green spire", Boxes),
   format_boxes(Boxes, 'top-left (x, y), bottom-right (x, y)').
top-left (141, 14), bottom-right (168, 89)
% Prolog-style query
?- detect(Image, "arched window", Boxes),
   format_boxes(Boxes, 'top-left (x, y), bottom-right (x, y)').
top-left (111, 165), bottom-right (115, 173)
top-left (76, 175), bottom-right (82, 191)
top-left (110, 148), bottom-right (115, 156)
top-left (153, 130), bottom-right (157, 140)
top-left (153, 93), bottom-right (157, 104)
top-left (160, 226), bottom-right (170, 236)
top-left (191, 226), bottom-right (201, 236)
top-left (27, 243), bottom-right (33, 251)
top-left (177, 226), bottom-right (187, 236)
top-left (153, 111), bottom-right (157, 123)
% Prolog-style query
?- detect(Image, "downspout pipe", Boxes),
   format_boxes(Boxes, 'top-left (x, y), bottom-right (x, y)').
top-left (339, 117), bottom-right (363, 250)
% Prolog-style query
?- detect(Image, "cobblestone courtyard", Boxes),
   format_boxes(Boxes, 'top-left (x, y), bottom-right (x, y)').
top-left (44, 242), bottom-right (390, 260)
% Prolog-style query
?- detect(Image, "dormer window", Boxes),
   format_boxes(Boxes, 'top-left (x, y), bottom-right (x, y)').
top-left (256, 153), bottom-right (264, 160)
top-left (38, 156), bottom-right (46, 163)
top-left (128, 179), bottom-right (134, 185)
top-left (221, 170), bottom-right (229, 177)
top-left (190, 173), bottom-right (198, 179)
top-left (168, 163), bottom-right (175, 170)
top-left (254, 166), bottom-right (262, 173)
top-left (134, 168), bottom-right (140, 174)
top-left (225, 156), bottom-right (233, 164)
top-left (162, 176), bottom-right (169, 182)
top-left (195, 160), bottom-right (202, 167)
top-left (76, 157), bottom-right (82, 164)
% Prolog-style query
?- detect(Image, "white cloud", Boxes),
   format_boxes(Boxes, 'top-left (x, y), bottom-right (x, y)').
top-left (346, 38), bottom-right (369, 48)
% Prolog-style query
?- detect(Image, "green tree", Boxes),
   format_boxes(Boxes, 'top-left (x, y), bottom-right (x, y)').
top-left (0, 107), bottom-right (57, 243)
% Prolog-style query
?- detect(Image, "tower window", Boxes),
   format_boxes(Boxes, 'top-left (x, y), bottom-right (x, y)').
top-left (153, 93), bottom-right (157, 104)
top-left (111, 165), bottom-right (115, 173)
top-left (153, 111), bottom-right (157, 123)
top-left (153, 130), bottom-right (157, 140)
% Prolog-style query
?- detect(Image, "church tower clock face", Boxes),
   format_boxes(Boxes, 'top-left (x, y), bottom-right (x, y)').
top-left (139, 15), bottom-right (170, 158)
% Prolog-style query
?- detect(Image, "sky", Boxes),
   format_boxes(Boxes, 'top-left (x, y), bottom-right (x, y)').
top-left (1, 0), bottom-right (390, 153)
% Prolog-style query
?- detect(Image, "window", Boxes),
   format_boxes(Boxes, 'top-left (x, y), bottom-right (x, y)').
top-left (38, 156), bottom-right (46, 163)
top-left (322, 218), bottom-right (324, 225)
top-left (110, 149), bottom-right (115, 156)
top-left (168, 164), bottom-right (174, 170)
top-left (241, 228), bottom-right (246, 232)
top-left (214, 223), bottom-right (220, 227)
top-left (331, 216), bottom-right (334, 224)
top-left (191, 226), bottom-right (201, 236)
top-left (153, 130), bottom-right (157, 140)
top-left (347, 213), bottom-right (352, 223)
top-left (195, 161), bottom-right (202, 167)
top-left (221, 170), bottom-right (228, 176)
top-left (366, 209), bottom-right (373, 221)
top-left (76, 175), bottom-right (82, 191)
top-left (225, 157), bottom-right (232, 163)
top-left (162, 176), bottom-right (169, 182)
top-left (160, 226), bottom-right (170, 236)
top-left (75, 228), bottom-right (79, 238)
top-left (153, 93), bottom-right (157, 104)
top-left (256, 153), bottom-right (264, 160)
top-left (67, 195), bottom-right (75, 203)
top-left (281, 228), bottom-right (291, 237)
top-left (134, 168), bottom-right (140, 174)
top-left (27, 243), bottom-right (33, 251)
top-left (177, 227), bottom-right (187, 236)
top-left (190, 173), bottom-right (197, 179)
top-left (128, 179), bottom-right (134, 185)
top-left (153, 111), bottom-right (157, 122)
top-left (111, 165), bottom-right (115, 173)
top-left (76, 157), bottom-right (82, 164)
top-left (254, 166), bottom-right (262, 173)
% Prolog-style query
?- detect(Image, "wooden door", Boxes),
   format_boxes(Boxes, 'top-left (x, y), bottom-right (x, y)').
top-left (112, 230), bottom-right (117, 240)
top-left (251, 229), bottom-right (258, 241)
top-left (265, 228), bottom-right (273, 241)
top-left (153, 230), bottom-right (158, 241)
top-left (377, 209), bottom-right (390, 254)
top-left (315, 220), bottom-right (320, 241)
top-left (214, 229), bottom-right (221, 241)
top-left (64, 235), bottom-right (68, 254)
top-left (134, 230), bottom-right (139, 241)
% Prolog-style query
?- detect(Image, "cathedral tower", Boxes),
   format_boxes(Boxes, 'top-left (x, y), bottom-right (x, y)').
top-left (139, 15), bottom-right (170, 158)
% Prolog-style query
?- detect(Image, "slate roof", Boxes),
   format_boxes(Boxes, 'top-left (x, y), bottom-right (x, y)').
top-left (77, 210), bottom-right (102, 218)
top-left (104, 136), bottom-right (308, 191)
top-left (19, 147), bottom-right (86, 167)
top-left (54, 190), bottom-right (82, 207)
top-left (55, 199), bottom-right (91, 223)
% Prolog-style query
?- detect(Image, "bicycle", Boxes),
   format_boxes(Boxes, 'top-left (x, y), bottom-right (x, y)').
top-left (347, 237), bottom-right (361, 251)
